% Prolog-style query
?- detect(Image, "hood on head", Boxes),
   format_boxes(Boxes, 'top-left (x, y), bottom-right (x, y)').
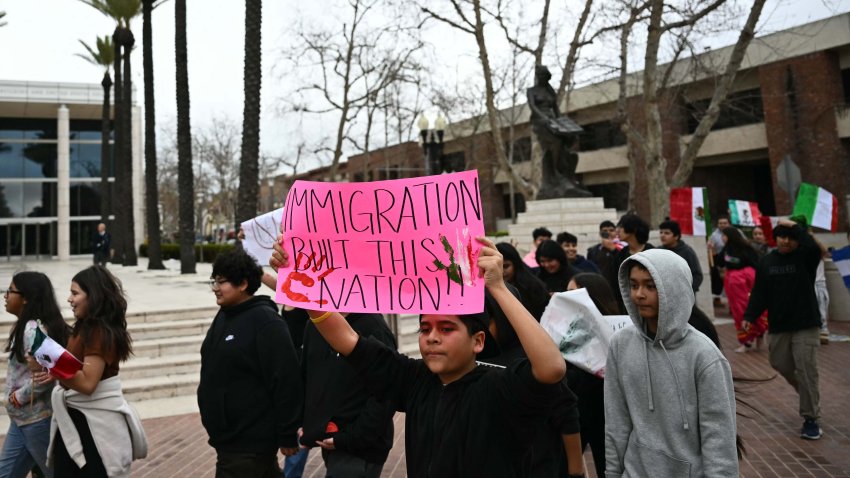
top-left (618, 249), bottom-right (694, 345)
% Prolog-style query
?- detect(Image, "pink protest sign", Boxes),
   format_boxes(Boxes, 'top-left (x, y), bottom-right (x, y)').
top-left (274, 170), bottom-right (486, 314)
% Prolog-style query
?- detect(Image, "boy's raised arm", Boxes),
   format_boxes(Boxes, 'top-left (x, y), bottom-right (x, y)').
top-left (477, 237), bottom-right (566, 384)
top-left (271, 237), bottom-right (359, 356)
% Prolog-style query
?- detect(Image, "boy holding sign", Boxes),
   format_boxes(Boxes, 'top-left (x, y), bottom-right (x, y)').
top-left (271, 237), bottom-right (567, 477)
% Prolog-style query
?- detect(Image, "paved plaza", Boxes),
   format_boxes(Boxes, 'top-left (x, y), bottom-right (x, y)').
top-left (1, 258), bottom-right (849, 477)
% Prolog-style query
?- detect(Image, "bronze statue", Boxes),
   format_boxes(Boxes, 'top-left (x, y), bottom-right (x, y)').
top-left (527, 65), bottom-right (591, 199)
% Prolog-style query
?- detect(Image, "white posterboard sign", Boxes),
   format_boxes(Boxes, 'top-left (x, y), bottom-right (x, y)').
top-left (241, 208), bottom-right (284, 266)
top-left (541, 288), bottom-right (632, 378)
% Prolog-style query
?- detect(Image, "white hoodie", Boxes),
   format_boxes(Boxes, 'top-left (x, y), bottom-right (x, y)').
top-left (605, 249), bottom-right (738, 477)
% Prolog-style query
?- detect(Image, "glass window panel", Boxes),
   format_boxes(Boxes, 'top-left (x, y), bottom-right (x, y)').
top-left (70, 120), bottom-right (110, 141)
top-left (0, 118), bottom-right (56, 140)
top-left (0, 130), bottom-right (23, 140)
top-left (24, 183), bottom-right (56, 217)
top-left (70, 182), bottom-right (101, 217)
top-left (0, 183), bottom-right (23, 218)
top-left (0, 143), bottom-right (24, 178)
top-left (71, 143), bottom-right (103, 178)
top-left (22, 143), bottom-right (57, 178)
top-left (71, 220), bottom-right (99, 255)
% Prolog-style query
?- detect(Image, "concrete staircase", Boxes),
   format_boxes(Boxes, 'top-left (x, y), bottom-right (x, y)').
top-left (506, 197), bottom-right (619, 255)
top-left (0, 306), bottom-right (428, 421)
top-left (0, 306), bottom-right (218, 412)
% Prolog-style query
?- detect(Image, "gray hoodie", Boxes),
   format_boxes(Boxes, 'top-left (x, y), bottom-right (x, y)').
top-left (605, 249), bottom-right (737, 477)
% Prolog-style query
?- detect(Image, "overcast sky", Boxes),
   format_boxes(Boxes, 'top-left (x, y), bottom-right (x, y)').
top-left (0, 0), bottom-right (848, 174)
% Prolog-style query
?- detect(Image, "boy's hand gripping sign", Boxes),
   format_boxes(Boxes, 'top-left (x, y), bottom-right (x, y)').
top-left (275, 170), bottom-right (486, 314)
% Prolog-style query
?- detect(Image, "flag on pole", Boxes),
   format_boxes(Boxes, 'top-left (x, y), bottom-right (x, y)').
top-left (759, 215), bottom-right (782, 247)
top-left (29, 328), bottom-right (83, 380)
top-left (792, 183), bottom-right (839, 232)
top-left (728, 200), bottom-right (762, 227)
top-left (670, 187), bottom-right (711, 236)
top-left (832, 245), bottom-right (850, 292)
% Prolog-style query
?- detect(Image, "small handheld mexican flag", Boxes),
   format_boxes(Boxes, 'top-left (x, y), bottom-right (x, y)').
top-left (669, 187), bottom-right (711, 236)
top-left (792, 183), bottom-right (839, 232)
top-left (728, 200), bottom-right (762, 227)
top-left (29, 328), bottom-right (82, 380)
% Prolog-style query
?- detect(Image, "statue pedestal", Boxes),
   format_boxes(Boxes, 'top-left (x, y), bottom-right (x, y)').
top-left (507, 197), bottom-right (617, 254)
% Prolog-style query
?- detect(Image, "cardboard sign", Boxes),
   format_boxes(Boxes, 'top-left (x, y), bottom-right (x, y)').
top-left (241, 207), bottom-right (285, 266)
top-left (275, 170), bottom-right (486, 314)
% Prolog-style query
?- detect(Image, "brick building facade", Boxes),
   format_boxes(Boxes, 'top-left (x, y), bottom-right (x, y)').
top-left (278, 13), bottom-right (850, 233)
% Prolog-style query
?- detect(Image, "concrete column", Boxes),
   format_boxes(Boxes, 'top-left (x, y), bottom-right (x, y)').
top-left (57, 105), bottom-right (70, 260)
top-left (132, 106), bottom-right (144, 250)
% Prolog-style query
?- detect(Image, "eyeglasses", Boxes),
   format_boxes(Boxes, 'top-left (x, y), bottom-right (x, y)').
top-left (208, 279), bottom-right (229, 291)
top-left (3, 289), bottom-right (21, 297)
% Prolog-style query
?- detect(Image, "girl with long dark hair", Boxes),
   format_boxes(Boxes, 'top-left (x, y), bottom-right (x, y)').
top-left (718, 227), bottom-right (768, 352)
top-left (496, 242), bottom-right (551, 320)
top-left (33, 265), bottom-right (146, 477)
top-left (0, 271), bottom-right (70, 478)
top-left (535, 240), bottom-right (580, 294)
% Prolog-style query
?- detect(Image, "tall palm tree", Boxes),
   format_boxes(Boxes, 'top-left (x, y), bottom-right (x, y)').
top-left (142, 0), bottom-right (166, 269)
top-left (80, 0), bottom-right (141, 266)
top-left (175, 0), bottom-right (195, 273)
top-left (236, 0), bottom-right (262, 231)
top-left (75, 36), bottom-right (114, 228)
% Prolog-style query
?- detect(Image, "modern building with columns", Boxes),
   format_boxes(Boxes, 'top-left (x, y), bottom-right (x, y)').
top-left (0, 79), bottom-right (144, 260)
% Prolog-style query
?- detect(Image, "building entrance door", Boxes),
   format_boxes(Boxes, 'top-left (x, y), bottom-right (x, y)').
top-left (0, 220), bottom-right (55, 260)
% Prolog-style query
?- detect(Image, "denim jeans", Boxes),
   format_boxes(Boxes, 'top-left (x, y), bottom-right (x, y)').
top-left (282, 448), bottom-right (309, 478)
top-left (0, 417), bottom-right (53, 478)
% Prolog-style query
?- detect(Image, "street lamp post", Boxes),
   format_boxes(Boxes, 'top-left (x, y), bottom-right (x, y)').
top-left (418, 113), bottom-right (446, 176)
top-left (267, 177), bottom-right (275, 212)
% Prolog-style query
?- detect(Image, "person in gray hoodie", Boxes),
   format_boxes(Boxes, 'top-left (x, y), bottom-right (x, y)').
top-left (605, 248), bottom-right (738, 477)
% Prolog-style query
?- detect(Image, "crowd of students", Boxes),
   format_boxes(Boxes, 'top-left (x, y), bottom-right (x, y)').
top-left (0, 207), bottom-right (834, 477)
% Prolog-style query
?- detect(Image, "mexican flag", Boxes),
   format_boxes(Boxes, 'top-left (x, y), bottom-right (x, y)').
top-left (792, 183), bottom-right (839, 232)
top-left (759, 215), bottom-right (782, 247)
top-left (669, 187), bottom-right (710, 236)
top-left (29, 328), bottom-right (82, 380)
top-left (729, 200), bottom-right (761, 227)
top-left (832, 245), bottom-right (850, 292)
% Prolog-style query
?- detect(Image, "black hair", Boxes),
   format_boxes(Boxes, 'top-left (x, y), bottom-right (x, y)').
top-left (6, 271), bottom-right (71, 362)
top-left (772, 224), bottom-right (802, 242)
top-left (658, 220), bottom-right (681, 239)
top-left (571, 273), bottom-right (622, 315)
top-left (496, 242), bottom-right (550, 320)
top-left (617, 214), bottom-right (650, 244)
top-left (688, 305), bottom-right (720, 347)
top-left (716, 215), bottom-right (729, 223)
top-left (556, 232), bottom-right (578, 245)
top-left (71, 266), bottom-right (132, 362)
top-left (532, 227), bottom-right (553, 240)
top-left (721, 227), bottom-right (759, 261)
top-left (535, 239), bottom-right (568, 269)
top-left (626, 259), bottom-right (650, 275)
top-left (211, 249), bottom-right (263, 295)
top-left (599, 220), bottom-right (616, 230)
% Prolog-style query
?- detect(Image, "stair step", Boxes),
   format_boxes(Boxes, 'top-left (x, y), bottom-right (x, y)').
top-left (0, 307), bottom-right (218, 343)
top-left (132, 334), bottom-right (206, 359)
top-left (121, 372), bottom-right (200, 403)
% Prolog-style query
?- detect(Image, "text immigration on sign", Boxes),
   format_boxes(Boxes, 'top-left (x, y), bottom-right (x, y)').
top-left (274, 170), bottom-right (486, 314)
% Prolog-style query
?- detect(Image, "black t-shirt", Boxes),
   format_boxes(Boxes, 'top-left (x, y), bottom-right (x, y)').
top-left (345, 336), bottom-right (562, 478)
